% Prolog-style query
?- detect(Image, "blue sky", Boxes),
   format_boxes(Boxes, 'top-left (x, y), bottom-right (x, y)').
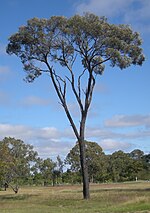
top-left (0, 0), bottom-right (150, 159)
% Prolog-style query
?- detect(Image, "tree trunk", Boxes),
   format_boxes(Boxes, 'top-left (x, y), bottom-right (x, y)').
top-left (8, 183), bottom-right (19, 194)
top-left (78, 113), bottom-right (90, 199)
top-left (79, 139), bottom-right (90, 199)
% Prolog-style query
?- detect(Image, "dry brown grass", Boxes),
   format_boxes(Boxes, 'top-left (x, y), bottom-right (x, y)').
top-left (0, 182), bottom-right (150, 213)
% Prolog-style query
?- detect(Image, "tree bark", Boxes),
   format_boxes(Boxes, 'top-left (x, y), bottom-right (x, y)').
top-left (78, 139), bottom-right (90, 199)
top-left (78, 113), bottom-right (90, 199)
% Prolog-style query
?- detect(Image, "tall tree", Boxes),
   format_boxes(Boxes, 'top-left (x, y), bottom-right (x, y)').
top-left (6, 13), bottom-right (145, 199)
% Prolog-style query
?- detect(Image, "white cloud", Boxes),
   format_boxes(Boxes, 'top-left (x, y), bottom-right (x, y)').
top-left (35, 140), bottom-right (74, 159)
top-left (75, 0), bottom-right (150, 34)
top-left (104, 114), bottom-right (150, 128)
top-left (0, 123), bottom-right (75, 159)
top-left (0, 91), bottom-right (10, 106)
top-left (0, 124), bottom-right (34, 139)
top-left (0, 115), bottom-right (149, 158)
top-left (86, 125), bottom-right (150, 141)
top-left (76, 0), bottom-right (134, 17)
top-left (99, 139), bottom-right (132, 152)
top-left (36, 127), bottom-right (61, 141)
top-left (86, 127), bottom-right (112, 138)
top-left (0, 124), bottom-right (66, 142)
top-left (20, 96), bottom-right (51, 106)
top-left (123, 0), bottom-right (150, 33)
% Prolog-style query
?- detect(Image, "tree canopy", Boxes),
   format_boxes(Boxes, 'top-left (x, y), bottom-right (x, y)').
top-left (7, 13), bottom-right (144, 81)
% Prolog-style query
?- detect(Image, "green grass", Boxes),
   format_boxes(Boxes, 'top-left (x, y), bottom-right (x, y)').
top-left (0, 182), bottom-right (150, 213)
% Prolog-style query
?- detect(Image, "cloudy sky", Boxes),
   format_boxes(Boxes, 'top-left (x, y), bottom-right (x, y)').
top-left (0, 0), bottom-right (150, 159)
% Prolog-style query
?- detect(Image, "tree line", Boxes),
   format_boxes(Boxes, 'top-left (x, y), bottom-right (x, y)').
top-left (0, 137), bottom-right (149, 193)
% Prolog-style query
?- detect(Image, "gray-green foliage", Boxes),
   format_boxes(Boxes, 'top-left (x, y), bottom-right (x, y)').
top-left (7, 13), bottom-right (145, 82)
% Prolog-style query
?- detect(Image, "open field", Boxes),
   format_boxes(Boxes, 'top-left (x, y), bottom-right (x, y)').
top-left (0, 182), bottom-right (150, 213)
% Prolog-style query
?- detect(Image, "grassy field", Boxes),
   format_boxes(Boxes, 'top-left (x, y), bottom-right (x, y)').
top-left (0, 182), bottom-right (150, 213)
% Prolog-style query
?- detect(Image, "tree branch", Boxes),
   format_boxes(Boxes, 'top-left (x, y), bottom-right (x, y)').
top-left (84, 70), bottom-right (96, 114)
top-left (60, 45), bottom-right (84, 113)
top-left (52, 69), bottom-right (66, 99)
top-left (44, 57), bottom-right (80, 141)
top-left (78, 69), bottom-right (86, 100)
top-left (91, 56), bottom-right (112, 70)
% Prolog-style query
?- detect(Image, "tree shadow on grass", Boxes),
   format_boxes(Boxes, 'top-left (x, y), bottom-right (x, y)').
top-left (0, 194), bottom-right (39, 201)
top-left (90, 188), bottom-right (150, 193)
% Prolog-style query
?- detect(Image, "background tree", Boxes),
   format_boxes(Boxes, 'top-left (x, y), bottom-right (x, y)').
top-left (107, 150), bottom-right (143, 182)
top-left (140, 153), bottom-right (150, 180)
top-left (53, 155), bottom-right (64, 185)
top-left (129, 150), bottom-right (150, 180)
top-left (32, 157), bottom-right (55, 186)
top-left (0, 137), bottom-right (38, 192)
top-left (130, 149), bottom-right (144, 160)
top-left (65, 141), bottom-right (107, 183)
top-left (0, 139), bottom-right (14, 189)
top-left (7, 13), bottom-right (145, 199)
top-left (62, 169), bottom-right (82, 184)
